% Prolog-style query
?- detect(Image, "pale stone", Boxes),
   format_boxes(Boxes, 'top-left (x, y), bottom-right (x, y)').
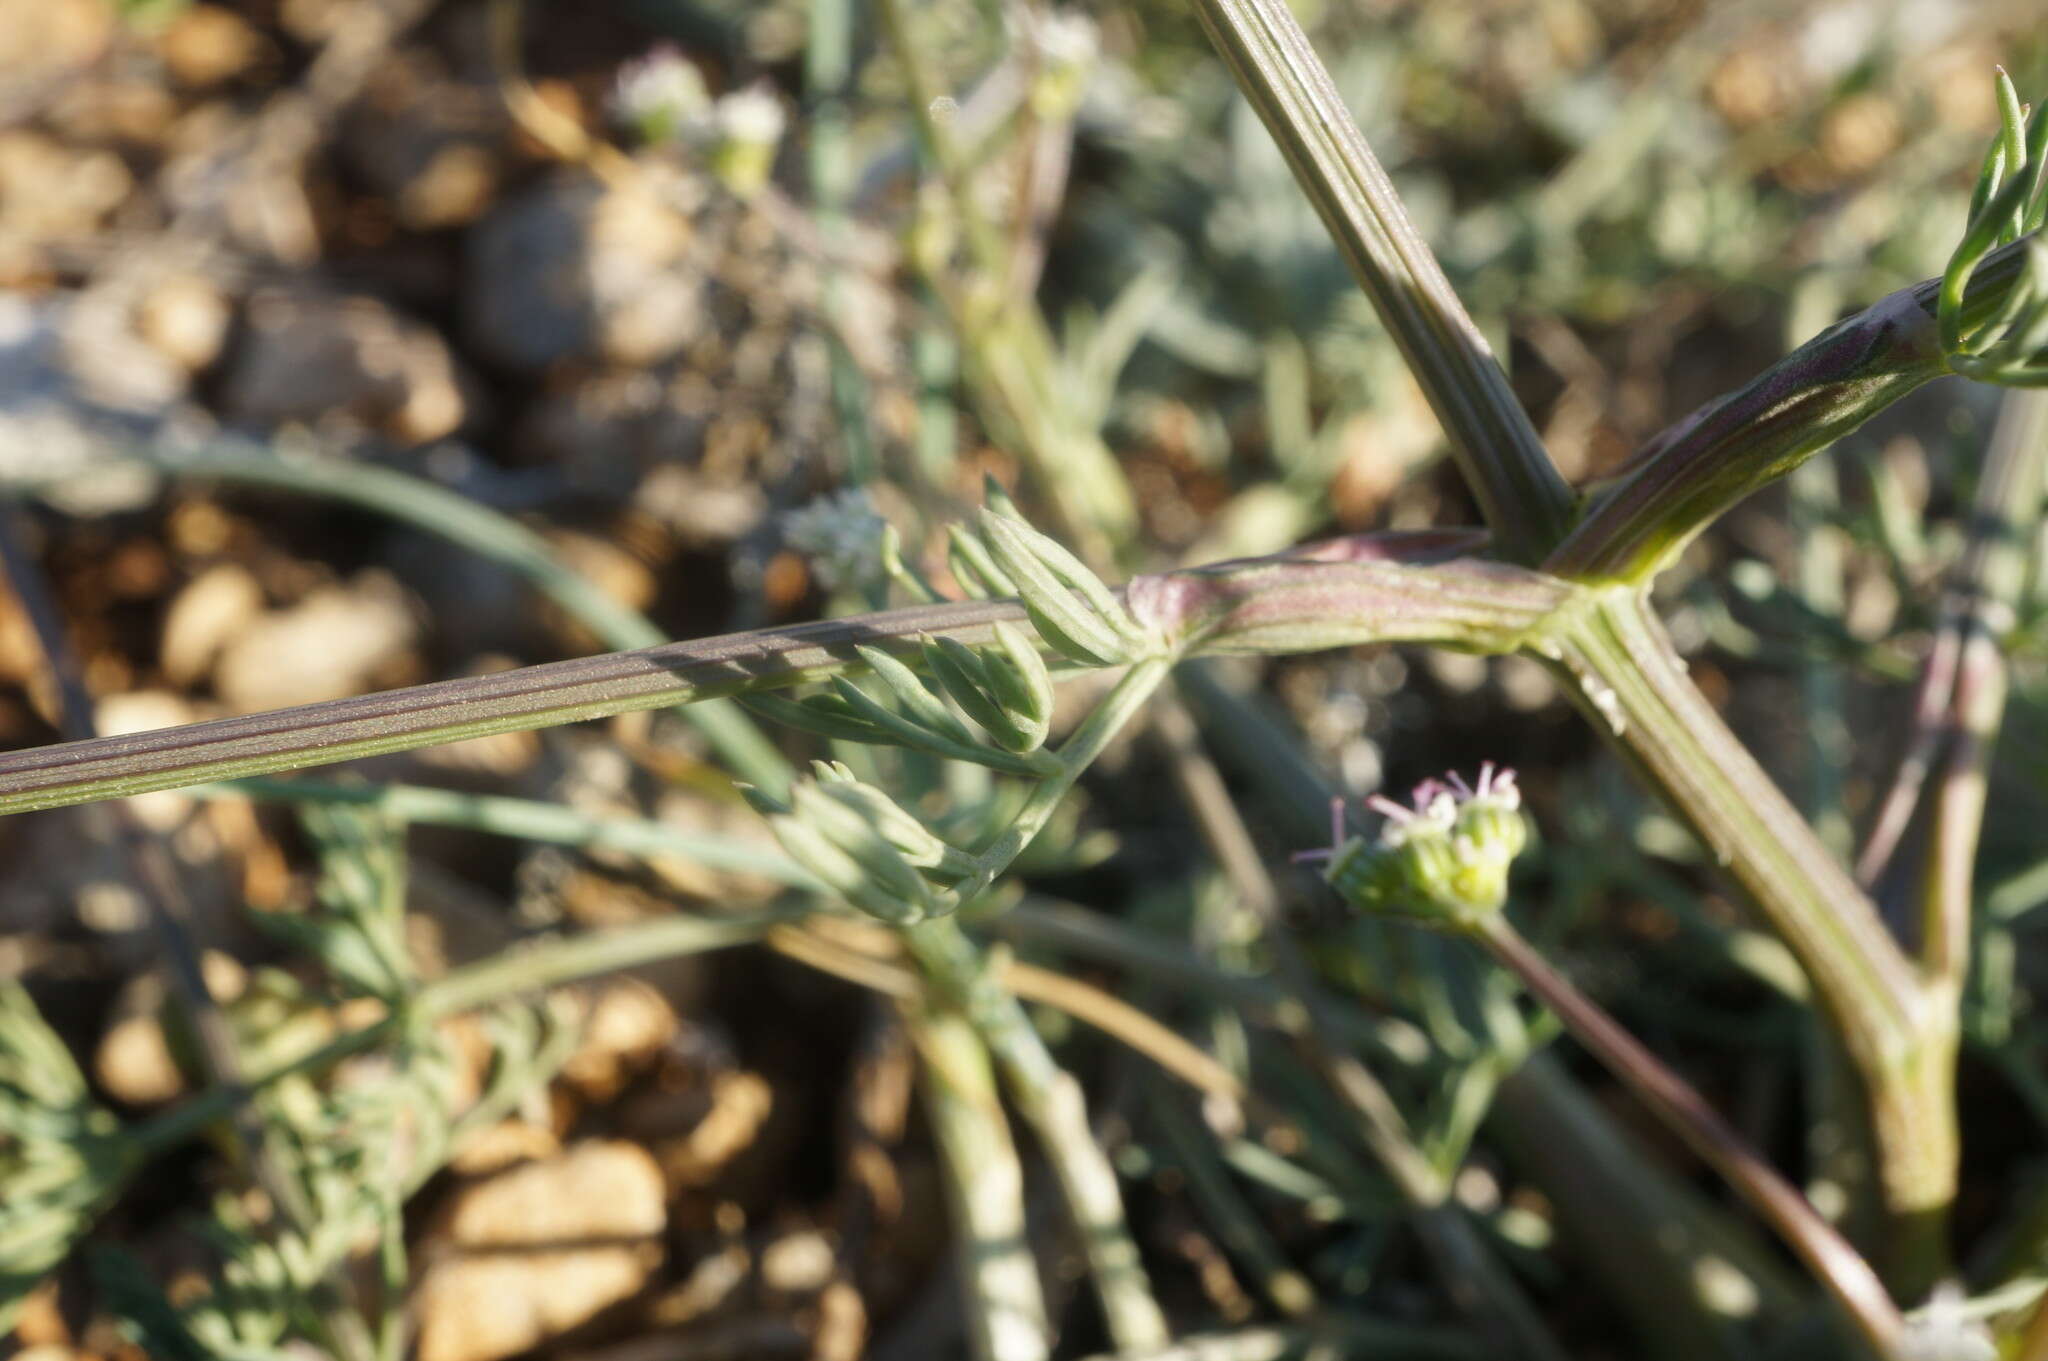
top-left (212, 574), bottom-right (418, 712)
top-left (413, 1140), bottom-right (668, 1361)
top-left (559, 979), bottom-right (679, 1103)
top-left (161, 563), bottom-right (263, 688)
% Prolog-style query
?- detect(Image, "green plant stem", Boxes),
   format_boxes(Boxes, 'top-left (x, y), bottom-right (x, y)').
top-left (203, 777), bottom-right (822, 888)
top-left (1474, 915), bottom-right (1907, 1361)
top-left (1919, 389), bottom-right (2048, 985)
top-left (959, 657), bottom-right (1171, 896)
top-left (1547, 239), bottom-right (2042, 584)
top-left (1145, 696), bottom-right (1567, 1361)
top-left (1173, 660), bottom-right (1806, 1349)
top-left (907, 1007), bottom-right (1053, 1361)
top-left (1552, 590), bottom-right (1955, 1289)
top-left (896, 658), bottom-right (1173, 1350)
top-left (133, 909), bottom-right (795, 1157)
top-left (0, 541), bottom-right (1562, 817)
top-left (10, 444), bottom-right (792, 794)
top-left (803, 0), bottom-right (876, 485)
top-left (1186, 0), bottom-right (1575, 562)
top-left (873, 0), bottom-right (1137, 561)
top-left (911, 915), bottom-right (1170, 1353)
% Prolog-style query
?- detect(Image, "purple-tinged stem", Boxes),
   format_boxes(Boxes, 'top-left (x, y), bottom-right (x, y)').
top-left (0, 536), bottom-right (1567, 817)
top-left (1548, 238), bottom-right (2041, 585)
top-left (1476, 915), bottom-right (1906, 1361)
top-left (1917, 389), bottom-right (2048, 985)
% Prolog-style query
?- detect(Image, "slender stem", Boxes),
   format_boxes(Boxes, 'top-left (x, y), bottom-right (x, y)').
top-left (897, 658), bottom-right (1174, 1350)
top-left (1551, 591), bottom-right (1955, 1286)
top-left (875, 0), bottom-right (1137, 560)
top-left (1548, 239), bottom-right (2042, 584)
top-left (907, 1007), bottom-right (1053, 1361)
top-left (1919, 389), bottom-right (2048, 985)
top-left (0, 541), bottom-right (1563, 818)
top-left (1475, 915), bottom-right (1907, 1361)
top-left (960, 658), bottom-right (1171, 895)
top-left (803, 0), bottom-right (876, 485)
top-left (1186, 0), bottom-right (1575, 562)
top-left (413, 911), bottom-right (795, 1017)
top-left (1855, 620), bottom-right (1964, 889)
top-left (204, 777), bottom-right (822, 888)
top-left (918, 915), bottom-right (1170, 1354)
top-left (35, 444), bottom-right (793, 793)
top-left (0, 594), bottom-right (1028, 816)
top-left (1552, 592), bottom-right (1922, 1049)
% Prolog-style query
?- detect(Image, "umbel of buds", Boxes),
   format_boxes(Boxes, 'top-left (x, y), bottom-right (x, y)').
top-left (1303, 766), bottom-right (1528, 930)
top-left (744, 763), bottom-right (976, 925)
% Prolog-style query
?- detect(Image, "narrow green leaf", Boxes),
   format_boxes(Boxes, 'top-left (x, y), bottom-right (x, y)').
top-left (736, 783), bottom-right (790, 817)
top-left (769, 813), bottom-right (866, 894)
top-left (854, 644), bottom-right (977, 747)
top-left (816, 779), bottom-right (977, 876)
top-left (989, 621), bottom-right (1055, 729)
top-left (980, 506), bottom-right (1147, 651)
top-left (828, 677), bottom-right (1056, 776)
top-left (2022, 99), bottom-right (2048, 235)
top-left (1943, 170), bottom-right (2047, 356)
top-left (923, 636), bottom-right (1031, 751)
top-left (982, 474), bottom-right (1023, 521)
top-left (769, 815), bottom-right (919, 923)
top-left (1966, 139), bottom-right (2008, 229)
top-left (738, 690), bottom-right (893, 746)
top-left (1995, 69), bottom-right (2028, 199)
top-left (790, 783), bottom-right (934, 907)
top-left (880, 524), bottom-right (941, 604)
top-left (947, 523), bottom-right (1016, 598)
top-left (977, 511), bottom-right (1130, 665)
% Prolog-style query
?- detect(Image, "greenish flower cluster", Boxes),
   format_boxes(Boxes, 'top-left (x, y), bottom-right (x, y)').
top-left (1314, 765), bottom-right (1528, 930)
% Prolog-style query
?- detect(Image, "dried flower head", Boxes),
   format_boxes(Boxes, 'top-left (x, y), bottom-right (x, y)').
top-left (1300, 764), bottom-right (1527, 929)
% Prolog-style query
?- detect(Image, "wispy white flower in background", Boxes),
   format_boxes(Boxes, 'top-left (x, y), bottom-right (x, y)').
top-left (610, 46), bottom-right (711, 146)
top-left (783, 488), bottom-right (888, 593)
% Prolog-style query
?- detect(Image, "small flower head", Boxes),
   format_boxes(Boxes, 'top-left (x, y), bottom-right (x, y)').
top-left (705, 83), bottom-right (788, 198)
top-left (611, 46), bottom-right (711, 146)
top-left (1300, 765), bottom-right (1527, 930)
top-left (782, 488), bottom-right (888, 593)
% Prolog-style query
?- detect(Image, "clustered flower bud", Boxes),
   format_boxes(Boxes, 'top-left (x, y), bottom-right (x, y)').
top-left (1310, 765), bottom-right (1527, 930)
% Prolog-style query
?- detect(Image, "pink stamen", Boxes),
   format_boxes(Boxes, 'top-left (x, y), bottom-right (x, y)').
top-left (1367, 793), bottom-right (1412, 823)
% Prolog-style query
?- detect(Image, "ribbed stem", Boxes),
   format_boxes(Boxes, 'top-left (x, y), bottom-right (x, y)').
top-left (1185, 0), bottom-right (1575, 562)
top-left (1477, 916), bottom-right (1905, 1360)
top-left (0, 541), bottom-right (1564, 817)
top-left (1551, 590), bottom-right (1955, 1287)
